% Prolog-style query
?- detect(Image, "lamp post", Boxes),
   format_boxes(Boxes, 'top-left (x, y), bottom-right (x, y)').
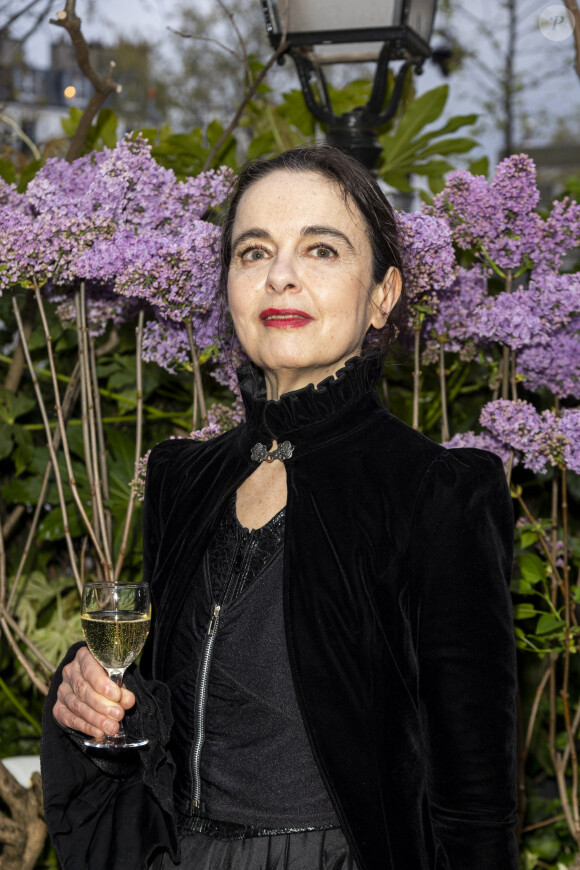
top-left (261, 0), bottom-right (438, 170)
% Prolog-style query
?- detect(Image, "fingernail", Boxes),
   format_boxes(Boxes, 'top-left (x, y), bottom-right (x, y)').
top-left (107, 707), bottom-right (122, 720)
top-left (104, 721), bottom-right (117, 735)
top-left (105, 685), bottom-right (119, 700)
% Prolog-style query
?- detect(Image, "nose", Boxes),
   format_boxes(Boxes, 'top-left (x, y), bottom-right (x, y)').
top-left (266, 250), bottom-right (302, 295)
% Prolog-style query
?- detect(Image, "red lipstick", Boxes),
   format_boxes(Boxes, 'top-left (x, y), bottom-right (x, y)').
top-left (259, 308), bottom-right (314, 328)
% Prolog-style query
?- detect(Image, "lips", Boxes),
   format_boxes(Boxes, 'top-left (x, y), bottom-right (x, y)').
top-left (259, 308), bottom-right (314, 328)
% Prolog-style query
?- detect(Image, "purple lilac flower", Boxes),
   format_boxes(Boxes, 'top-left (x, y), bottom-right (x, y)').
top-left (443, 429), bottom-right (513, 470)
top-left (428, 155), bottom-right (574, 275)
top-left (479, 399), bottom-right (575, 474)
top-left (461, 271), bottom-right (580, 352)
top-left (396, 212), bottom-right (456, 318)
top-left (429, 171), bottom-right (492, 250)
top-left (532, 197), bottom-right (580, 272)
top-left (130, 450), bottom-right (151, 501)
top-left (559, 409), bottom-right (580, 473)
top-left (141, 318), bottom-right (191, 373)
top-left (113, 223), bottom-right (222, 331)
top-left (422, 266), bottom-right (489, 364)
top-left (517, 318), bottom-right (580, 399)
top-left (482, 155), bottom-right (540, 270)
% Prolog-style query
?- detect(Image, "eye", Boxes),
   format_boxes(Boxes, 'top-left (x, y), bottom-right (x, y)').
top-left (238, 245), bottom-right (269, 262)
top-left (308, 244), bottom-right (338, 259)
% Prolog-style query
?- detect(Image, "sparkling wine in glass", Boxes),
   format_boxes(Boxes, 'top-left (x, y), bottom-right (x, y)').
top-left (81, 581), bottom-right (151, 749)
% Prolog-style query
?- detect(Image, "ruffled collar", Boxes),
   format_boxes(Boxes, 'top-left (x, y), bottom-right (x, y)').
top-left (237, 350), bottom-right (384, 451)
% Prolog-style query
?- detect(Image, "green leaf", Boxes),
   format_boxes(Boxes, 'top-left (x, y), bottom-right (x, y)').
top-left (536, 612), bottom-right (563, 635)
top-left (37, 506), bottom-right (86, 542)
top-left (410, 114), bottom-right (478, 152)
top-left (427, 175), bottom-right (447, 194)
top-left (513, 603), bottom-right (540, 620)
top-left (510, 579), bottom-right (534, 595)
top-left (468, 156), bottom-right (489, 177)
top-left (0, 387), bottom-right (36, 423)
top-left (2, 475), bottom-right (45, 504)
top-left (519, 552), bottom-right (547, 585)
top-left (382, 171), bottom-right (413, 193)
top-left (416, 137), bottom-right (477, 159)
top-left (93, 108), bottom-right (118, 149)
top-left (0, 159), bottom-right (16, 184)
top-left (520, 530), bottom-right (539, 550)
top-left (247, 131), bottom-right (276, 162)
top-left (278, 89), bottom-right (316, 137)
top-left (380, 85), bottom-right (449, 163)
top-left (0, 421), bottom-right (13, 459)
top-left (12, 425), bottom-right (35, 475)
top-left (61, 107), bottom-right (84, 138)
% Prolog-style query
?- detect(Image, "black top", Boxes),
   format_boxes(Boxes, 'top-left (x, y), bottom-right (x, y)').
top-left (41, 352), bottom-right (518, 870)
top-left (172, 493), bottom-right (340, 833)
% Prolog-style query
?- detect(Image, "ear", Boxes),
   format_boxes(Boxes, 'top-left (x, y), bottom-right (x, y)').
top-left (368, 267), bottom-right (402, 330)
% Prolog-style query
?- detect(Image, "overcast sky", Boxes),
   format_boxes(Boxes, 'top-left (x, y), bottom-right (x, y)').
top-left (9, 0), bottom-right (580, 164)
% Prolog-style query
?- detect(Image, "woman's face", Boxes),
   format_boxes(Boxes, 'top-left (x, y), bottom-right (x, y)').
top-left (227, 170), bottom-right (400, 398)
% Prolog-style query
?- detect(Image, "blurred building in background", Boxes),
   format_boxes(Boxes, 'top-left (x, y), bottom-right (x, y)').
top-left (0, 32), bottom-right (160, 153)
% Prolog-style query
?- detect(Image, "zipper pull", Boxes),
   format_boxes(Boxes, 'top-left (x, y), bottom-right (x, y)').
top-left (208, 604), bottom-right (221, 635)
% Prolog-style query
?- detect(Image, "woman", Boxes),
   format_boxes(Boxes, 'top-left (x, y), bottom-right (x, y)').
top-left (43, 145), bottom-right (518, 870)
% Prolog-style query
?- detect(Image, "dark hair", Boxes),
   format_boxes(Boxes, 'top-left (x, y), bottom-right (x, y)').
top-left (218, 144), bottom-right (406, 355)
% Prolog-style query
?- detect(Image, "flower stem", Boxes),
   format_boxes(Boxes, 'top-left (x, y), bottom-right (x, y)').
top-left (115, 309), bottom-right (144, 581)
top-left (439, 342), bottom-right (450, 442)
top-left (186, 320), bottom-right (207, 428)
top-left (412, 325), bottom-right (421, 431)
top-left (13, 293), bottom-right (83, 593)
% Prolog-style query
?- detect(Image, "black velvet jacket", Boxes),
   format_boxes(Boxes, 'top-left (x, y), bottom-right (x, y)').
top-left (42, 351), bottom-right (518, 870)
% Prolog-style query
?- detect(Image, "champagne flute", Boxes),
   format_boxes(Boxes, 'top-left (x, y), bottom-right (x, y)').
top-left (81, 581), bottom-right (151, 749)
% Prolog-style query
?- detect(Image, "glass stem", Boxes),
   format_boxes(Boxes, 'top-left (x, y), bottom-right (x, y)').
top-left (109, 671), bottom-right (126, 737)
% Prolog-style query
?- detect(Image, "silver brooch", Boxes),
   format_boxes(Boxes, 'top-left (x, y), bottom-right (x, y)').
top-left (251, 441), bottom-right (295, 463)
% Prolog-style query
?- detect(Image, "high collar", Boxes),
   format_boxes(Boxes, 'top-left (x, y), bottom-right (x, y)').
top-left (237, 350), bottom-right (385, 454)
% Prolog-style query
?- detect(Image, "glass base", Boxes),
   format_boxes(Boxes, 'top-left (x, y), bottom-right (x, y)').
top-left (84, 734), bottom-right (149, 749)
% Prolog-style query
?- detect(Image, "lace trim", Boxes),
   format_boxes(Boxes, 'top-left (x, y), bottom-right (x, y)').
top-left (206, 495), bottom-right (285, 602)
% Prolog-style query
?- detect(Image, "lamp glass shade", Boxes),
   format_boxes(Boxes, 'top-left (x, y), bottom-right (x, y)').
top-left (407, 0), bottom-right (437, 42)
top-left (263, 0), bottom-right (437, 56)
top-left (277, 0), bottom-right (403, 34)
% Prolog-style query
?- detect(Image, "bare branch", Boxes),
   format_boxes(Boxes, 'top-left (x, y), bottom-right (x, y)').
top-left (201, 40), bottom-right (288, 172)
top-left (564, 0), bottom-right (580, 81)
top-left (49, 0), bottom-right (121, 162)
top-left (168, 27), bottom-right (243, 64)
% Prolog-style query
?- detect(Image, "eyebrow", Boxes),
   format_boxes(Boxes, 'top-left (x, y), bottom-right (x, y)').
top-left (300, 225), bottom-right (354, 251)
top-left (231, 224), bottom-right (355, 252)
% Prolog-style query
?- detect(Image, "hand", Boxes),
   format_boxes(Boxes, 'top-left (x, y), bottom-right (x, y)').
top-left (53, 646), bottom-right (136, 739)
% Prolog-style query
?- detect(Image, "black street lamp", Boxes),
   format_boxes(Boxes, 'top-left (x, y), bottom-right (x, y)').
top-left (261, 0), bottom-right (438, 170)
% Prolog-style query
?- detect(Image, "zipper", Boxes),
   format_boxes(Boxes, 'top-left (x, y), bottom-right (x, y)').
top-left (191, 602), bottom-right (221, 814)
top-left (190, 531), bottom-right (246, 815)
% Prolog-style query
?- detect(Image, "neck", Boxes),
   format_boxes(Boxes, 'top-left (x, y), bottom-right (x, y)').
top-left (262, 356), bottom-right (362, 401)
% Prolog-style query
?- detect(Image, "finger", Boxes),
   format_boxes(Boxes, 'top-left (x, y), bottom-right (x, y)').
top-left (57, 676), bottom-right (125, 729)
top-left (76, 647), bottom-right (121, 700)
top-left (76, 648), bottom-right (136, 709)
top-left (120, 685), bottom-right (136, 709)
top-left (52, 695), bottom-right (118, 739)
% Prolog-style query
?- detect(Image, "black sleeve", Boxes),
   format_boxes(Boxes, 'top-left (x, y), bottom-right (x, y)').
top-left (410, 449), bottom-right (518, 869)
top-left (41, 645), bottom-right (179, 870)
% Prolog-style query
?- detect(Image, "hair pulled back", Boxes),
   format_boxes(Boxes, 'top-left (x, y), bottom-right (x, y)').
top-left (218, 144), bottom-right (406, 355)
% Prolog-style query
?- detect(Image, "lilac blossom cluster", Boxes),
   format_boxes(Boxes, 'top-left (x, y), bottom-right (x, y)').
top-left (445, 400), bottom-right (580, 475)
top-left (517, 317), bottom-right (580, 400)
top-left (479, 400), bottom-right (580, 474)
top-left (397, 212), bottom-right (456, 320)
top-left (0, 135), bottom-right (233, 364)
top-left (429, 154), bottom-right (580, 274)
